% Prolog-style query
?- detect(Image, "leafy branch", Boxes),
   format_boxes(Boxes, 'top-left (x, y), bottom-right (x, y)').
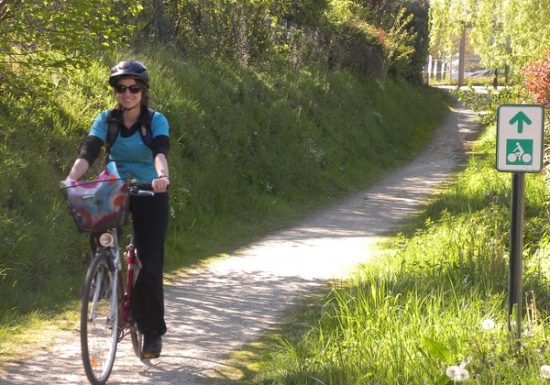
top-left (0, 0), bottom-right (143, 70)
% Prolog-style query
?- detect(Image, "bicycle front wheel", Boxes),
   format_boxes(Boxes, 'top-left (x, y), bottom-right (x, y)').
top-left (81, 252), bottom-right (119, 385)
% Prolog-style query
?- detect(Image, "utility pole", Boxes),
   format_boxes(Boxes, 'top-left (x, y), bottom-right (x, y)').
top-left (458, 22), bottom-right (466, 87)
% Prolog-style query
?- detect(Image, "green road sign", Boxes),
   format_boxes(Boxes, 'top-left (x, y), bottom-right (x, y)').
top-left (497, 105), bottom-right (544, 172)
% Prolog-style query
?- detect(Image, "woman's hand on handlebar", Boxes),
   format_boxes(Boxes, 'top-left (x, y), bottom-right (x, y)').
top-left (151, 176), bottom-right (170, 193)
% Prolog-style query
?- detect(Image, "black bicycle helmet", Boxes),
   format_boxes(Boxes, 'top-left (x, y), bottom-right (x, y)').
top-left (109, 61), bottom-right (149, 87)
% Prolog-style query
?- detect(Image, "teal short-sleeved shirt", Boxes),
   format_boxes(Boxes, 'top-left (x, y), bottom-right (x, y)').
top-left (89, 110), bottom-right (169, 183)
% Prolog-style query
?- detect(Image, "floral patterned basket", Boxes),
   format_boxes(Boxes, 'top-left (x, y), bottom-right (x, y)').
top-left (60, 163), bottom-right (129, 233)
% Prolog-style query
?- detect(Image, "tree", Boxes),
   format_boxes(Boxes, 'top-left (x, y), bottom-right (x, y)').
top-left (499, 0), bottom-right (550, 70)
top-left (400, 1), bottom-right (430, 84)
top-left (429, 0), bottom-right (550, 81)
top-left (0, 0), bottom-right (143, 70)
top-left (382, 7), bottom-right (417, 80)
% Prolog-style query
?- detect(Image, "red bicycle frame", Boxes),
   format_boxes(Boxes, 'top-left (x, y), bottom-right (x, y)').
top-left (117, 242), bottom-right (140, 333)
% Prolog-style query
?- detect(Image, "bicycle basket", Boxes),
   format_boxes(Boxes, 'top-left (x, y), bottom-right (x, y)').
top-left (60, 167), bottom-right (129, 233)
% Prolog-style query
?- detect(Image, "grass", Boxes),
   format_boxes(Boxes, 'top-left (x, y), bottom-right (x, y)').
top-left (213, 94), bottom-right (550, 384)
top-left (0, 48), bottom-right (451, 363)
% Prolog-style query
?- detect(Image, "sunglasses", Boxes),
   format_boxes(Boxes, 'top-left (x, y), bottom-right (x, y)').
top-left (114, 84), bottom-right (142, 94)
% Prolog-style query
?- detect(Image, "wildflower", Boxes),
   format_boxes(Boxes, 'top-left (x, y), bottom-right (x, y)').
top-left (541, 365), bottom-right (550, 379)
top-left (446, 365), bottom-right (460, 378)
top-left (481, 318), bottom-right (495, 331)
top-left (446, 365), bottom-right (470, 382)
top-left (455, 368), bottom-right (470, 381)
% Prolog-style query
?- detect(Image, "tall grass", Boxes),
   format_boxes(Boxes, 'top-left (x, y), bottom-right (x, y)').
top-left (246, 107), bottom-right (550, 384)
top-left (0, 48), bottom-right (450, 358)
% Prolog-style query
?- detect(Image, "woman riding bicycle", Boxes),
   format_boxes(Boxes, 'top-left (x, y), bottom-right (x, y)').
top-left (66, 60), bottom-right (170, 359)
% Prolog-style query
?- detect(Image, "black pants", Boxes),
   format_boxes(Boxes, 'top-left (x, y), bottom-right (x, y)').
top-left (130, 192), bottom-right (169, 336)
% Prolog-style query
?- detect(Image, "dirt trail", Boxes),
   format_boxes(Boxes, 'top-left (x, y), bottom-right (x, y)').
top-left (0, 102), bottom-right (480, 384)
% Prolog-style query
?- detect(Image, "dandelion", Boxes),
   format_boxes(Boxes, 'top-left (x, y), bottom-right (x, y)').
top-left (446, 365), bottom-right (460, 378)
top-left (446, 366), bottom-right (470, 382)
top-left (446, 357), bottom-right (472, 382)
top-left (455, 368), bottom-right (470, 381)
top-left (481, 318), bottom-right (495, 331)
top-left (541, 365), bottom-right (550, 379)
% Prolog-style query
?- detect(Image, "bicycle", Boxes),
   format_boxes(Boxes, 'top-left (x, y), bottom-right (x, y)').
top-left (60, 162), bottom-right (154, 385)
top-left (507, 141), bottom-right (532, 164)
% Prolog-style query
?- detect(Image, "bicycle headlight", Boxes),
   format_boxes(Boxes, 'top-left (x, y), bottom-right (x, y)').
top-left (98, 233), bottom-right (114, 247)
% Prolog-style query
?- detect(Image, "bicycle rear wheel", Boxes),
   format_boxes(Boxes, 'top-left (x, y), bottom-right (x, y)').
top-left (81, 252), bottom-right (119, 385)
top-left (130, 327), bottom-right (143, 358)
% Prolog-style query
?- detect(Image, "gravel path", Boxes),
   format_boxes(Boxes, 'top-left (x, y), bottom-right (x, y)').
top-left (0, 102), bottom-right (480, 384)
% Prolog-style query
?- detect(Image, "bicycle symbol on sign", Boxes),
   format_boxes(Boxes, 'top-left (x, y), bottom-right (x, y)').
top-left (506, 139), bottom-right (533, 165)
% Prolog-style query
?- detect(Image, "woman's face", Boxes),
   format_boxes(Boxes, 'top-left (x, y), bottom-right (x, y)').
top-left (114, 77), bottom-right (143, 111)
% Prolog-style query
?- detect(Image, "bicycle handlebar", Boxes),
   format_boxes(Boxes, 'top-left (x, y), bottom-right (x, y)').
top-left (129, 184), bottom-right (155, 197)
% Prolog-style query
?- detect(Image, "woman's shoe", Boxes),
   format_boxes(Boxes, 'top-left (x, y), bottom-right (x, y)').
top-left (141, 334), bottom-right (162, 359)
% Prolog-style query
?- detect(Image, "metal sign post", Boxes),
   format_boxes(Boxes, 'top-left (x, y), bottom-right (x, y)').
top-left (496, 104), bottom-right (544, 338)
top-left (508, 172), bottom-right (524, 338)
